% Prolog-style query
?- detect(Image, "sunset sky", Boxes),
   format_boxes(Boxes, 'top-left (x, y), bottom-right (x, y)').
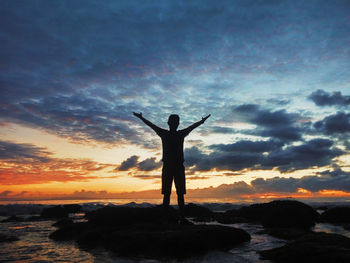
top-left (1, 0), bottom-right (350, 201)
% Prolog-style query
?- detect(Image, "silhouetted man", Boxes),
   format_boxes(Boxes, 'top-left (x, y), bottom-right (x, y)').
top-left (133, 112), bottom-right (210, 213)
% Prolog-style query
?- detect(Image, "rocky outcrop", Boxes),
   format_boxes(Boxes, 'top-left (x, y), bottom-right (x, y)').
top-left (0, 233), bottom-right (19, 242)
top-left (40, 204), bottom-right (82, 219)
top-left (1, 215), bottom-right (24, 223)
top-left (214, 200), bottom-right (319, 228)
top-left (50, 205), bottom-right (250, 259)
top-left (319, 207), bottom-right (350, 224)
top-left (260, 232), bottom-right (350, 263)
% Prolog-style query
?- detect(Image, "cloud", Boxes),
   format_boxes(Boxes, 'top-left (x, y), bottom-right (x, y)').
top-left (246, 171), bottom-right (350, 194)
top-left (0, 140), bottom-right (51, 163)
top-left (188, 169), bottom-right (350, 198)
top-left (185, 138), bottom-right (343, 173)
top-left (1, 1), bottom-right (350, 149)
top-left (0, 169), bottom-right (102, 185)
top-left (317, 165), bottom-right (350, 177)
top-left (132, 174), bottom-right (161, 180)
top-left (0, 140), bottom-right (111, 185)
top-left (208, 126), bottom-right (238, 134)
top-left (251, 168), bottom-right (350, 194)
top-left (314, 111), bottom-right (350, 134)
top-left (118, 155), bottom-right (161, 172)
top-left (0, 191), bottom-right (12, 197)
top-left (309, 89), bottom-right (350, 107)
top-left (266, 98), bottom-right (291, 106)
top-left (261, 138), bottom-right (343, 172)
top-left (210, 139), bottom-right (283, 153)
top-left (3, 166), bottom-right (350, 200)
top-left (118, 155), bottom-right (139, 171)
top-left (138, 157), bottom-right (162, 171)
top-left (232, 104), bottom-right (303, 141)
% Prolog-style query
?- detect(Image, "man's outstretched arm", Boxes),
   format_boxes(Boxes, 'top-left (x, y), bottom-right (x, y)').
top-left (181, 114), bottom-right (211, 135)
top-left (133, 112), bottom-right (163, 134)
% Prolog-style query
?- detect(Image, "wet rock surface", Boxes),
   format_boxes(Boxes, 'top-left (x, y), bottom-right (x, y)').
top-left (0, 233), bottom-right (19, 242)
top-left (1, 215), bottom-right (25, 223)
top-left (259, 227), bottom-right (312, 240)
top-left (319, 206), bottom-right (350, 224)
top-left (40, 204), bottom-right (82, 219)
top-left (259, 232), bottom-right (350, 263)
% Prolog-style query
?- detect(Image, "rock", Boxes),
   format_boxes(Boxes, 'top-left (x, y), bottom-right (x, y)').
top-left (260, 232), bottom-right (350, 263)
top-left (319, 207), bottom-right (350, 224)
top-left (316, 205), bottom-right (329, 211)
top-left (233, 200), bottom-right (318, 228)
top-left (184, 203), bottom-right (214, 222)
top-left (40, 204), bottom-right (82, 219)
top-left (52, 218), bottom-right (74, 228)
top-left (50, 222), bottom-right (88, 241)
top-left (215, 209), bottom-right (240, 224)
top-left (62, 204), bottom-right (81, 213)
top-left (261, 200), bottom-right (319, 228)
top-left (237, 203), bottom-right (267, 222)
top-left (184, 203), bottom-right (213, 217)
top-left (260, 227), bottom-right (311, 240)
top-left (86, 205), bottom-right (180, 226)
top-left (40, 205), bottom-right (69, 218)
top-left (50, 206), bottom-right (251, 259)
top-left (26, 215), bottom-right (43, 221)
top-left (1, 215), bottom-right (24, 223)
top-left (0, 233), bottom-right (19, 242)
top-left (103, 224), bottom-right (250, 258)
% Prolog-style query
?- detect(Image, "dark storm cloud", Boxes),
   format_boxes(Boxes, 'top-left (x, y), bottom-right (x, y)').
top-left (309, 89), bottom-right (350, 107)
top-left (184, 145), bottom-right (265, 172)
top-left (118, 155), bottom-right (161, 172)
top-left (314, 111), bottom-right (350, 134)
top-left (210, 140), bottom-right (283, 153)
top-left (250, 177), bottom-right (299, 193)
top-left (249, 171), bottom-right (350, 193)
top-left (138, 157), bottom-right (162, 171)
top-left (118, 155), bottom-right (139, 171)
top-left (317, 165), bottom-right (350, 177)
top-left (208, 126), bottom-right (238, 134)
top-left (185, 138), bottom-right (343, 173)
top-left (261, 139), bottom-right (343, 172)
top-left (232, 104), bottom-right (302, 141)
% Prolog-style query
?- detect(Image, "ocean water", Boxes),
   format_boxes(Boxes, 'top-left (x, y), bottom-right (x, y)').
top-left (0, 201), bottom-right (349, 262)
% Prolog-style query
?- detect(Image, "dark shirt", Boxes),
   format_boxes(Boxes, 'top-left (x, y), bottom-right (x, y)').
top-left (156, 129), bottom-right (190, 164)
top-left (139, 116), bottom-right (203, 165)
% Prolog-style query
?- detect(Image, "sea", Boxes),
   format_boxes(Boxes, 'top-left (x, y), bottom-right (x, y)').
top-left (1, 199), bottom-right (349, 263)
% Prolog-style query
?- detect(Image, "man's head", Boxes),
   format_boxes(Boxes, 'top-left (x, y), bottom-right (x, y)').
top-left (168, 114), bottom-right (180, 131)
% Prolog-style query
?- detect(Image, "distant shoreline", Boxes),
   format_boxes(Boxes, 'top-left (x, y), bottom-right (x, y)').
top-left (0, 197), bottom-right (349, 206)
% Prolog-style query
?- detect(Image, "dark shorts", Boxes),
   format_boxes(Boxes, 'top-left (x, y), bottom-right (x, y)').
top-left (161, 163), bottom-right (186, 195)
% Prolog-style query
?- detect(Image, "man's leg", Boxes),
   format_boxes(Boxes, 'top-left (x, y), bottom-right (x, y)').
top-left (177, 193), bottom-right (185, 214)
top-left (163, 193), bottom-right (170, 208)
top-left (161, 164), bottom-right (172, 209)
top-left (174, 164), bottom-right (186, 215)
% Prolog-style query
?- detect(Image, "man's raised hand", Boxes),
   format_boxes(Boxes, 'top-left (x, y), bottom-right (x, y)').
top-left (133, 112), bottom-right (142, 119)
top-left (201, 114), bottom-right (211, 123)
